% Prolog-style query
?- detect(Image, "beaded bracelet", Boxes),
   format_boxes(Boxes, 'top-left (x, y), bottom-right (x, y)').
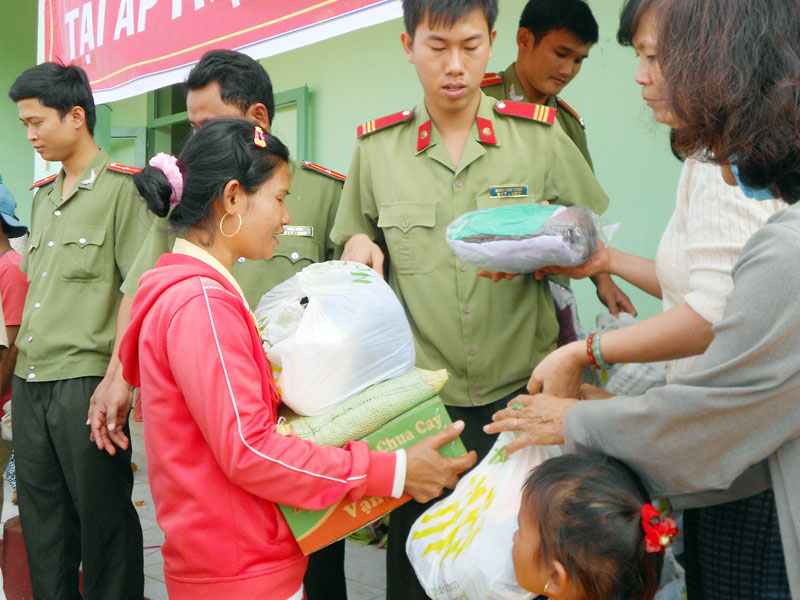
top-left (586, 332), bottom-right (600, 369)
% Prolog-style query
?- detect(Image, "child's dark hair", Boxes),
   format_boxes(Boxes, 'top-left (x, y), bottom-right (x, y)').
top-left (402, 0), bottom-right (498, 39)
top-left (523, 454), bottom-right (663, 600)
top-left (134, 118), bottom-right (289, 234)
top-left (519, 0), bottom-right (598, 46)
top-left (8, 62), bottom-right (97, 135)
top-left (187, 50), bottom-right (275, 126)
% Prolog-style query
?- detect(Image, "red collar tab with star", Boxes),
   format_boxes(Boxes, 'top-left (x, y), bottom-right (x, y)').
top-left (301, 160), bottom-right (346, 182)
top-left (29, 173), bottom-right (58, 190)
top-left (357, 109), bottom-right (415, 138)
top-left (481, 72), bottom-right (504, 87)
top-left (417, 120), bottom-right (432, 151)
top-left (476, 117), bottom-right (497, 145)
top-left (108, 163), bottom-right (143, 175)
top-left (555, 97), bottom-right (585, 129)
top-left (494, 100), bottom-right (557, 126)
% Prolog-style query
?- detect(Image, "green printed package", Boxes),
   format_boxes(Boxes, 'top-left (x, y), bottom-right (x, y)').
top-left (278, 396), bottom-right (467, 554)
top-left (276, 368), bottom-right (448, 446)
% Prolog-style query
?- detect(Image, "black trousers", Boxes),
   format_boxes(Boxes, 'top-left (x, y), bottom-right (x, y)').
top-left (386, 389), bottom-right (524, 600)
top-left (304, 539), bottom-right (347, 600)
top-left (13, 376), bottom-right (144, 600)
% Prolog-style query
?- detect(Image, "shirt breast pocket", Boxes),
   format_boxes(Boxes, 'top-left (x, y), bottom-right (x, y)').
top-left (273, 235), bottom-right (322, 267)
top-left (60, 225), bottom-right (106, 282)
top-left (378, 203), bottom-right (437, 275)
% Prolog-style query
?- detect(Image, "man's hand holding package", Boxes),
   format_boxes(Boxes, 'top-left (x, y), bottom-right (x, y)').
top-left (342, 234), bottom-right (385, 277)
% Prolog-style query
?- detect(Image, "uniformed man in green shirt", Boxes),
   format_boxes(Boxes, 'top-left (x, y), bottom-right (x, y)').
top-left (481, 0), bottom-right (635, 315)
top-left (9, 63), bottom-right (147, 600)
top-left (330, 1), bottom-right (609, 597)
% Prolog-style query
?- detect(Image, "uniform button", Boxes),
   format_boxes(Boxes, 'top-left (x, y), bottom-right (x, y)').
top-left (402, 110), bottom-right (412, 116)
top-left (455, 180), bottom-right (463, 188)
top-left (496, 101), bottom-right (506, 109)
top-left (237, 257), bottom-right (246, 263)
top-left (54, 210), bottom-right (61, 216)
top-left (28, 373), bottom-right (35, 380)
top-left (463, 306), bottom-right (471, 314)
top-left (474, 384), bottom-right (482, 392)
top-left (290, 251), bottom-right (300, 260)
top-left (47, 241), bottom-right (54, 247)
top-left (29, 365), bottom-right (35, 371)
top-left (474, 397), bottom-right (483, 404)
top-left (467, 347), bottom-right (476, 355)
top-left (34, 302), bottom-right (41, 309)
top-left (27, 336), bottom-right (33, 342)
top-left (459, 264), bottom-right (467, 272)
top-left (79, 237), bottom-right (86, 245)
top-left (402, 220), bottom-right (410, 228)
top-left (41, 272), bottom-right (47, 278)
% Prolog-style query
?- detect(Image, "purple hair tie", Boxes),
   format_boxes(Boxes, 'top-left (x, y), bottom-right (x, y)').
top-left (148, 152), bottom-right (184, 208)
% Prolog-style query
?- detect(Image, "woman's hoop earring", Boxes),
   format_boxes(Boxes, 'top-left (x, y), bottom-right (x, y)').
top-left (219, 213), bottom-right (242, 238)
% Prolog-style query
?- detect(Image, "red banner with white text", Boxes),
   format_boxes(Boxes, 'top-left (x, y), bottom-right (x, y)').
top-left (42, 0), bottom-right (401, 103)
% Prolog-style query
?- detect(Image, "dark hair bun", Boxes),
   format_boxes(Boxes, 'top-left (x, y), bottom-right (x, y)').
top-left (134, 166), bottom-right (173, 218)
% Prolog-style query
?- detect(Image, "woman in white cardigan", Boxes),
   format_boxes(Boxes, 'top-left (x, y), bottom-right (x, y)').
top-left (522, 0), bottom-right (785, 397)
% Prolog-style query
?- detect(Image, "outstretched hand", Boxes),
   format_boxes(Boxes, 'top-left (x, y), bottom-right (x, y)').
top-left (483, 394), bottom-right (578, 454)
top-left (534, 243), bottom-right (612, 281)
top-left (341, 234), bottom-right (385, 277)
top-left (404, 421), bottom-right (478, 503)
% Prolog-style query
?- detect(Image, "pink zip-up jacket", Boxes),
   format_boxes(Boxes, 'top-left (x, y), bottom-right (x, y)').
top-left (119, 253), bottom-right (397, 599)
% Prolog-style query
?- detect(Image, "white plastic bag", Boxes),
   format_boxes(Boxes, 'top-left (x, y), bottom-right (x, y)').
top-left (407, 432), bottom-right (561, 600)
top-left (1, 400), bottom-right (11, 441)
top-left (255, 261), bottom-right (416, 416)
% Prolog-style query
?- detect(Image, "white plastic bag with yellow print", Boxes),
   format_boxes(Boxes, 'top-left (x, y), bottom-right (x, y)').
top-left (406, 431), bottom-right (561, 600)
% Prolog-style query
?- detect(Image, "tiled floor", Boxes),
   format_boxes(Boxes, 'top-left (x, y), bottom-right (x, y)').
top-left (0, 420), bottom-right (388, 599)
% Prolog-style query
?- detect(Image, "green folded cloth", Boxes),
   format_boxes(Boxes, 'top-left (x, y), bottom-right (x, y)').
top-left (276, 368), bottom-right (448, 446)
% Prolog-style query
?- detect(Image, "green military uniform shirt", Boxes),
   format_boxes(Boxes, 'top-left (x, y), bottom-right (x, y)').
top-left (331, 93), bottom-right (608, 408)
top-left (17, 150), bottom-right (153, 381)
top-left (121, 159), bottom-right (343, 308)
top-left (482, 62), bottom-right (593, 169)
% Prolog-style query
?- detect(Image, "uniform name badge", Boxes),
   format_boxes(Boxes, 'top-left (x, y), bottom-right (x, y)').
top-left (280, 226), bottom-right (314, 237)
top-left (489, 185), bottom-right (529, 198)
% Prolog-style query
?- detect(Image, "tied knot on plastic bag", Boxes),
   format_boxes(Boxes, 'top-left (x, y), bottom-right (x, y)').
top-left (446, 203), bottom-right (619, 274)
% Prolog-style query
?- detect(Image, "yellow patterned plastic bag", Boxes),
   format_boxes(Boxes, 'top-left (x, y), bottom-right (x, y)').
top-left (407, 431), bottom-right (560, 600)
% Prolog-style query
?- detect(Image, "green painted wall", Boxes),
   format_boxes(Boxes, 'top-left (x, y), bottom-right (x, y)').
top-left (0, 1), bottom-right (38, 225)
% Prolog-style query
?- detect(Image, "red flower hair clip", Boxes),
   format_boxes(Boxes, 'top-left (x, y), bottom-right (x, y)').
top-left (254, 125), bottom-right (267, 148)
top-left (641, 503), bottom-right (679, 553)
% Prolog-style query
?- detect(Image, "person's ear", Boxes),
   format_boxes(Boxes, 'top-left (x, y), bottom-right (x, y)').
top-left (221, 179), bottom-right (244, 215)
top-left (69, 106), bottom-right (86, 131)
top-left (401, 31), bottom-right (414, 64)
top-left (517, 28), bottom-right (533, 53)
top-left (545, 560), bottom-right (570, 598)
top-left (490, 28), bottom-right (498, 47)
top-left (245, 103), bottom-right (271, 133)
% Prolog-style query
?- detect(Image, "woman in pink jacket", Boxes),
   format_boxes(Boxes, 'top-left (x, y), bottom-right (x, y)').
top-left (119, 118), bottom-right (476, 600)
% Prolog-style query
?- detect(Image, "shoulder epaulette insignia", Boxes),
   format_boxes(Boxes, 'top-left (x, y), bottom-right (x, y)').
top-left (29, 174), bottom-right (58, 190)
top-left (357, 109), bottom-right (414, 138)
top-left (108, 163), bottom-right (143, 175)
top-left (417, 121), bottom-right (432, 152)
top-left (301, 160), bottom-right (346, 182)
top-left (494, 100), bottom-right (557, 126)
top-left (481, 72), bottom-right (504, 87)
top-left (555, 97), bottom-right (585, 129)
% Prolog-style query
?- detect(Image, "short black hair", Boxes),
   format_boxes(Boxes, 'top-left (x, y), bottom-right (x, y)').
top-left (135, 119), bottom-right (289, 235)
top-left (186, 50), bottom-right (275, 126)
top-left (8, 62), bottom-right (97, 135)
top-left (402, 0), bottom-right (498, 39)
top-left (617, 0), bottom-right (658, 47)
top-left (523, 454), bottom-right (663, 600)
top-left (519, 0), bottom-right (598, 46)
